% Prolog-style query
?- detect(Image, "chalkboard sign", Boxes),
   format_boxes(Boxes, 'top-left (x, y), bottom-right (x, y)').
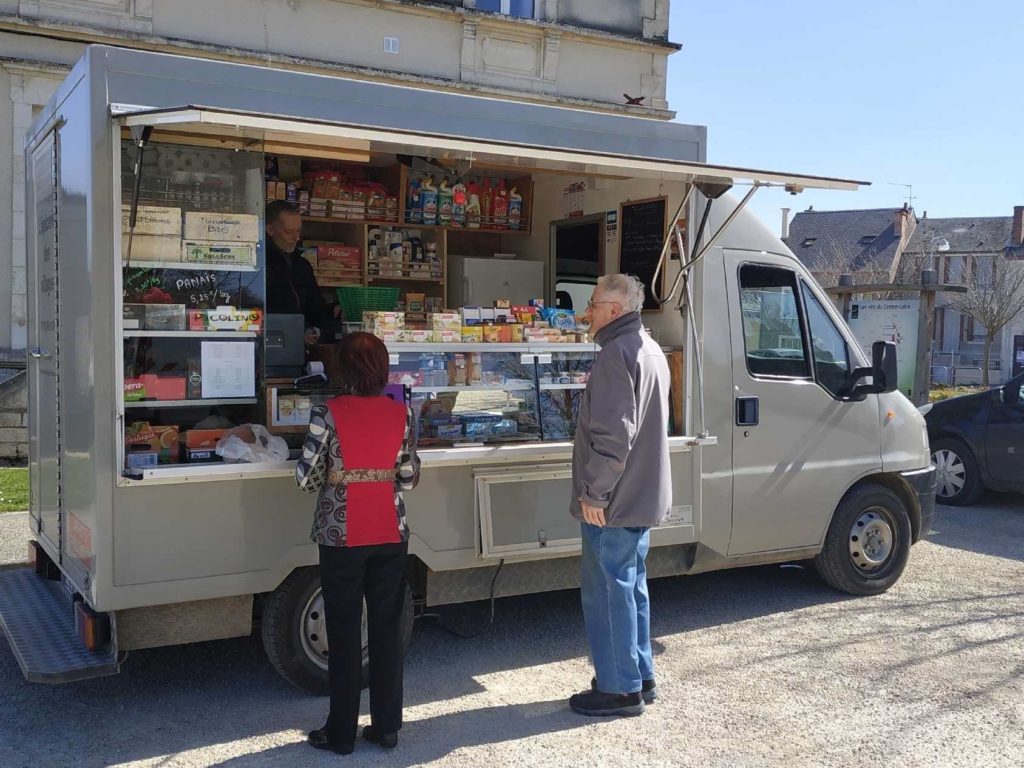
top-left (619, 197), bottom-right (667, 311)
top-left (123, 267), bottom-right (263, 309)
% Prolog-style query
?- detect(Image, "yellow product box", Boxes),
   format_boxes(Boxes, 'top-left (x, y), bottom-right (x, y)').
top-left (461, 325), bottom-right (483, 343)
top-left (429, 313), bottom-right (462, 331)
top-left (431, 330), bottom-right (462, 343)
top-left (408, 329), bottom-right (433, 343)
top-left (374, 329), bottom-right (401, 343)
top-left (482, 325), bottom-right (502, 343)
top-left (507, 324), bottom-right (525, 343)
top-left (362, 311), bottom-right (404, 331)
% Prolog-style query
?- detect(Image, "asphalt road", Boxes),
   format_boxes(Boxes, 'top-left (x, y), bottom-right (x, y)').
top-left (1, 497), bottom-right (1022, 768)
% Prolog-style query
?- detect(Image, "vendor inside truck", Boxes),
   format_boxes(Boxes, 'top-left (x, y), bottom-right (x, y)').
top-left (264, 200), bottom-right (339, 339)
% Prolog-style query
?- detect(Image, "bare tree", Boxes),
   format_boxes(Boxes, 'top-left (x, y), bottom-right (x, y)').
top-left (948, 254), bottom-right (1024, 387)
top-left (809, 241), bottom-right (876, 288)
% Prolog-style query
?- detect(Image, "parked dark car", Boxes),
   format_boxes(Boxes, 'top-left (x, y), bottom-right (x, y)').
top-left (919, 373), bottom-right (1024, 505)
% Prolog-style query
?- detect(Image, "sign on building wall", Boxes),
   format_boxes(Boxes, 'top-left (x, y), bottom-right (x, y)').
top-left (847, 300), bottom-right (920, 398)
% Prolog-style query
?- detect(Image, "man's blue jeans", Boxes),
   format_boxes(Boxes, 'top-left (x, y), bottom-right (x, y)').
top-left (580, 522), bottom-right (653, 695)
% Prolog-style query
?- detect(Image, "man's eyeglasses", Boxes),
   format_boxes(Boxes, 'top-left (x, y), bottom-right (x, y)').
top-left (586, 299), bottom-right (618, 310)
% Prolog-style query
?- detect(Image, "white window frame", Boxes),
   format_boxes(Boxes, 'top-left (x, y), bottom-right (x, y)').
top-left (475, 0), bottom-right (542, 20)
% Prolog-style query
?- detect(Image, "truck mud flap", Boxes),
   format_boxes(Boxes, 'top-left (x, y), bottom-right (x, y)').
top-left (0, 568), bottom-right (119, 683)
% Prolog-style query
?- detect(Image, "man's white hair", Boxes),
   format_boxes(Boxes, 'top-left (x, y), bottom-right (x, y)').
top-left (596, 273), bottom-right (645, 313)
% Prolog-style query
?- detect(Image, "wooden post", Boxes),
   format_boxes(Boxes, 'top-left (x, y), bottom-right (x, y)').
top-left (912, 269), bottom-right (938, 406)
top-left (838, 273), bottom-right (854, 318)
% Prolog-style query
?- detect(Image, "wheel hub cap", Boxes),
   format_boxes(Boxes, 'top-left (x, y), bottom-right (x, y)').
top-left (300, 589), bottom-right (368, 672)
top-left (932, 449), bottom-right (966, 499)
top-left (849, 510), bottom-right (894, 571)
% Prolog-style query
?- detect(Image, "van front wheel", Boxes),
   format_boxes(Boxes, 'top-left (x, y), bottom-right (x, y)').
top-left (814, 484), bottom-right (911, 596)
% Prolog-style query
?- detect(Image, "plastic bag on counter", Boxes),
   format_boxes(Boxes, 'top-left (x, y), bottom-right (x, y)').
top-left (216, 424), bottom-right (290, 464)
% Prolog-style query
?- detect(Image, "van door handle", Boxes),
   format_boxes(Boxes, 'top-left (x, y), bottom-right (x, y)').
top-left (736, 396), bottom-right (759, 426)
top-left (30, 347), bottom-right (51, 359)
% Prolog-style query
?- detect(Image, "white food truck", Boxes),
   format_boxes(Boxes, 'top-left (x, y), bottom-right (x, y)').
top-left (0, 46), bottom-right (935, 690)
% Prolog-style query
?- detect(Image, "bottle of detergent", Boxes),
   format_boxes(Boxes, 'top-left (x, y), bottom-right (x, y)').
top-left (492, 180), bottom-right (509, 230)
top-left (407, 176), bottom-right (422, 223)
top-left (508, 186), bottom-right (523, 230)
top-left (451, 178), bottom-right (467, 228)
top-left (420, 175), bottom-right (438, 225)
top-left (480, 179), bottom-right (493, 229)
top-left (438, 176), bottom-right (453, 226)
top-left (466, 182), bottom-right (482, 229)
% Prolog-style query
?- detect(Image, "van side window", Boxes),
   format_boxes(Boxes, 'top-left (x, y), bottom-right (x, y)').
top-left (800, 282), bottom-right (851, 397)
top-left (739, 265), bottom-right (811, 378)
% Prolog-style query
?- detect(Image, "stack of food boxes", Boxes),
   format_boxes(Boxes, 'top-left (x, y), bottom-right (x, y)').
top-left (121, 205), bottom-right (183, 264)
top-left (181, 211), bottom-right (259, 268)
top-left (303, 242), bottom-right (363, 286)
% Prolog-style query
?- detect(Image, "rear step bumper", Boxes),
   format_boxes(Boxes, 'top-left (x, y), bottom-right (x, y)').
top-left (0, 568), bottom-right (119, 683)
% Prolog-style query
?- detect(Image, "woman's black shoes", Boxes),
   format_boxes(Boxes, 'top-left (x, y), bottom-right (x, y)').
top-left (362, 724), bottom-right (399, 749)
top-left (307, 728), bottom-right (354, 755)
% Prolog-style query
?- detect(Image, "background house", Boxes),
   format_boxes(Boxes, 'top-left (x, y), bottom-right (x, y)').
top-left (899, 208), bottom-right (1024, 384)
top-left (782, 205), bottom-right (917, 286)
top-left (0, 0), bottom-right (679, 459)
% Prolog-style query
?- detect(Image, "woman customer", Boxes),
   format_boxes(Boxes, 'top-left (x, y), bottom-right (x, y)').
top-left (295, 331), bottom-right (420, 755)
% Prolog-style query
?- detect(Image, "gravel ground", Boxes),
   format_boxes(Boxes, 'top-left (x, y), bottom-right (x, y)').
top-left (1, 497), bottom-right (1022, 768)
top-left (0, 511), bottom-right (29, 569)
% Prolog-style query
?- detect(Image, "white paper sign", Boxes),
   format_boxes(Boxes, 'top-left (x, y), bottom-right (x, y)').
top-left (201, 341), bottom-right (255, 398)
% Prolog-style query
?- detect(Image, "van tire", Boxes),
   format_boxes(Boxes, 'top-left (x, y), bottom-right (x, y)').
top-left (814, 484), bottom-right (911, 596)
top-left (261, 567), bottom-right (415, 695)
top-left (931, 437), bottom-right (983, 506)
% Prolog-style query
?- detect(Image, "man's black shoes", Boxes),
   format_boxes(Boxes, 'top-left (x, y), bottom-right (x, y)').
top-left (569, 688), bottom-right (645, 717)
top-left (307, 728), bottom-right (354, 755)
top-left (590, 676), bottom-right (658, 704)
top-left (362, 724), bottom-right (399, 749)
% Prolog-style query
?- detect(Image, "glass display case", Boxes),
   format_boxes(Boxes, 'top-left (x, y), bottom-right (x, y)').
top-left (386, 343), bottom-right (597, 446)
top-left (119, 140), bottom-right (266, 472)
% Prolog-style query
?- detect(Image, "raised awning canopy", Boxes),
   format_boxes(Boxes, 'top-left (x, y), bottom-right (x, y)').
top-left (117, 106), bottom-right (867, 192)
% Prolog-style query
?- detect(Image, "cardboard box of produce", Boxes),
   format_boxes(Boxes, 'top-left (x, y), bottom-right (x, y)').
top-left (122, 234), bottom-right (182, 263)
top-left (182, 241), bottom-right (257, 267)
top-left (121, 205), bottom-right (182, 237)
top-left (125, 422), bottom-right (180, 464)
top-left (183, 212), bottom-right (259, 242)
top-left (183, 429), bottom-right (226, 463)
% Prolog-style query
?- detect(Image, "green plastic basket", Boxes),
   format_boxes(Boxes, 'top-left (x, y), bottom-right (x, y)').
top-left (336, 285), bottom-right (400, 321)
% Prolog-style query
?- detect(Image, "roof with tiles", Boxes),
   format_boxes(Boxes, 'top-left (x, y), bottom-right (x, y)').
top-left (904, 215), bottom-right (1019, 256)
top-left (784, 207), bottom-right (911, 274)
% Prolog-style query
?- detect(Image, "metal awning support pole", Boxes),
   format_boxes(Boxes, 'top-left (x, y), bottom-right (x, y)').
top-left (650, 184), bottom-right (695, 305)
top-left (686, 183), bottom-right (762, 269)
top-left (677, 225), bottom-right (707, 438)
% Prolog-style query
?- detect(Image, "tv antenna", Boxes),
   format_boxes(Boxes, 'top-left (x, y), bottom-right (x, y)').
top-left (887, 182), bottom-right (916, 208)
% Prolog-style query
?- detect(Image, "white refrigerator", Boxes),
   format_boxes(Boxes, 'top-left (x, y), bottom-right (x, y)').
top-left (447, 256), bottom-right (546, 307)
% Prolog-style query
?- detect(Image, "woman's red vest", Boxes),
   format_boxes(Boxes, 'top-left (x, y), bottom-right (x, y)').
top-left (327, 395), bottom-right (407, 547)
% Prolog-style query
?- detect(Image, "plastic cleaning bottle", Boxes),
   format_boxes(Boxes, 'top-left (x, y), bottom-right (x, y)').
top-left (492, 179), bottom-right (509, 230)
top-left (438, 177), bottom-right (453, 226)
top-left (451, 178), bottom-right (467, 228)
top-left (480, 179), bottom-right (493, 229)
top-left (420, 175), bottom-right (438, 226)
top-left (466, 182), bottom-right (482, 229)
top-left (508, 186), bottom-right (523, 231)
top-left (407, 176), bottom-right (422, 223)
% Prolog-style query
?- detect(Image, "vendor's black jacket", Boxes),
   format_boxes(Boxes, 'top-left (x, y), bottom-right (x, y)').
top-left (266, 240), bottom-right (330, 328)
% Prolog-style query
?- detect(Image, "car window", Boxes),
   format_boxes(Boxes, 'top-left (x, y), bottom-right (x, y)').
top-left (800, 282), bottom-right (851, 397)
top-left (739, 265), bottom-right (811, 378)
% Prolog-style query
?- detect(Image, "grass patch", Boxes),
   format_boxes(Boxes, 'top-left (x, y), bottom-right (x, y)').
top-left (0, 467), bottom-right (29, 512)
top-left (929, 385), bottom-right (986, 403)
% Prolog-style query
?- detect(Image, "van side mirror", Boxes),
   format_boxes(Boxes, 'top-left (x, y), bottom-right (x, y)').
top-left (845, 341), bottom-right (898, 401)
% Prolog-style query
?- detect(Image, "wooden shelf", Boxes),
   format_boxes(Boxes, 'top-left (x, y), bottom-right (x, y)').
top-left (368, 275), bottom-right (444, 283)
top-left (125, 398), bottom-right (258, 409)
top-left (122, 261), bottom-right (258, 272)
top-left (302, 215), bottom-right (527, 236)
top-left (123, 331), bottom-right (259, 339)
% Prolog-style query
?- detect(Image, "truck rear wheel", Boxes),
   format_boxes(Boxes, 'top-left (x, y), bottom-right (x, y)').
top-left (261, 567), bottom-right (414, 695)
top-left (813, 484), bottom-right (911, 596)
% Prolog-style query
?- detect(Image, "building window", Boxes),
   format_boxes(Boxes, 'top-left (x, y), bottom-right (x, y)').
top-left (801, 237), bottom-right (817, 247)
top-left (859, 235), bottom-right (876, 245)
top-left (476, 0), bottom-right (537, 19)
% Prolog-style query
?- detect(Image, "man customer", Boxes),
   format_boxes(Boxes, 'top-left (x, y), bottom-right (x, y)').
top-left (568, 274), bottom-right (671, 718)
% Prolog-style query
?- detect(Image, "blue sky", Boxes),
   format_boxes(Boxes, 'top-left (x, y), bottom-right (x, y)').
top-left (667, 2), bottom-right (1024, 233)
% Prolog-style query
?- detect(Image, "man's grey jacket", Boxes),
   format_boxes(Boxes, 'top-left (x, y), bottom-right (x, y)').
top-left (571, 311), bottom-right (671, 528)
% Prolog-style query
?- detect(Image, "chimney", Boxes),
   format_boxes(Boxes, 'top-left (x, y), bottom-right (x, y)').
top-left (1013, 205), bottom-right (1024, 246)
top-left (781, 207), bottom-right (791, 240)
